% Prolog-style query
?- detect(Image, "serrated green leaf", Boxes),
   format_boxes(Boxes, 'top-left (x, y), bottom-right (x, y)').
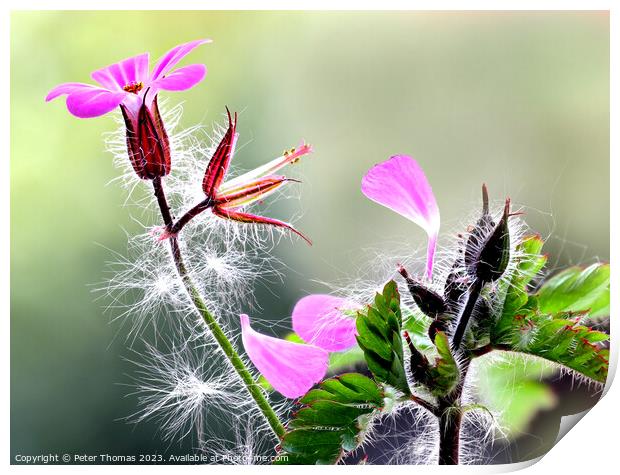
top-left (356, 281), bottom-right (410, 394)
top-left (426, 331), bottom-right (459, 396)
top-left (356, 320), bottom-right (393, 361)
top-left (338, 373), bottom-right (384, 402)
top-left (493, 236), bottom-right (547, 342)
top-left (290, 400), bottom-right (369, 429)
top-left (489, 236), bottom-right (609, 383)
top-left (277, 429), bottom-right (343, 464)
top-left (536, 263), bottom-right (610, 318)
top-left (276, 373), bottom-right (383, 465)
top-left (494, 311), bottom-right (608, 383)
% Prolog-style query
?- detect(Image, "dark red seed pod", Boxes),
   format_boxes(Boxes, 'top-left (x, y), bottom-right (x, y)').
top-left (151, 96), bottom-right (171, 175)
top-left (120, 95), bottom-right (171, 180)
top-left (202, 108), bottom-right (237, 197)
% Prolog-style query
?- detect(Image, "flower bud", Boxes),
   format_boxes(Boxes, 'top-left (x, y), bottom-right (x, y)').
top-left (464, 184), bottom-right (494, 272)
top-left (443, 259), bottom-right (468, 312)
top-left (398, 266), bottom-right (447, 318)
top-left (470, 199), bottom-right (511, 283)
top-left (403, 331), bottom-right (430, 383)
top-left (463, 185), bottom-right (511, 283)
top-left (120, 95), bottom-right (171, 180)
top-left (428, 318), bottom-right (449, 343)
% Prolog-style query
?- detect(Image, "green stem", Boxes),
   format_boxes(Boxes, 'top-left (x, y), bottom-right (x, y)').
top-left (151, 176), bottom-right (286, 439)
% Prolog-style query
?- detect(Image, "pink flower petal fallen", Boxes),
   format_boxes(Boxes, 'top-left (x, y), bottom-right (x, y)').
top-left (361, 155), bottom-right (440, 280)
top-left (240, 314), bottom-right (328, 399)
top-left (292, 295), bottom-right (359, 352)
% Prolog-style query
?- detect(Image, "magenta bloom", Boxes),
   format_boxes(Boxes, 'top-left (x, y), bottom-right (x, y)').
top-left (292, 295), bottom-right (359, 352)
top-left (361, 155), bottom-right (440, 280)
top-left (46, 39), bottom-right (210, 179)
top-left (46, 39), bottom-right (210, 119)
top-left (240, 314), bottom-right (328, 399)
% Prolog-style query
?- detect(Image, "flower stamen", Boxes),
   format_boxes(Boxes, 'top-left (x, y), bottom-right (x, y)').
top-left (123, 81), bottom-right (144, 94)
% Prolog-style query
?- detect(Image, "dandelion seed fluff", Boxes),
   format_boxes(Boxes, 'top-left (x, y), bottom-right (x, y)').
top-left (127, 339), bottom-right (251, 445)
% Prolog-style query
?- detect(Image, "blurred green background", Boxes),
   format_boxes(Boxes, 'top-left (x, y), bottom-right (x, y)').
top-left (11, 11), bottom-right (609, 463)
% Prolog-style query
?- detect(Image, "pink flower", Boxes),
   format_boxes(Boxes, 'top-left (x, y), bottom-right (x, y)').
top-left (166, 109), bottom-right (313, 244)
top-left (361, 155), bottom-right (440, 280)
top-left (46, 39), bottom-right (210, 119)
top-left (240, 314), bottom-right (328, 399)
top-left (46, 39), bottom-right (210, 179)
top-left (292, 295), bottom-right (359, 352)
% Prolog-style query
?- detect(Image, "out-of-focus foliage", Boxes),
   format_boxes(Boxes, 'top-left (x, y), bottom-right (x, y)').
top-left (474, 355), bottom-right (557, 437)
top-left (537, 264), bottom-right (610, 318)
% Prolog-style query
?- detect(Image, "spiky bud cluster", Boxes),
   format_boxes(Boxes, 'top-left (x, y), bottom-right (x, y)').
top-left (399, 184), bottom-right (514, 359)
top-left (464, 184), bottom-right (511, 284)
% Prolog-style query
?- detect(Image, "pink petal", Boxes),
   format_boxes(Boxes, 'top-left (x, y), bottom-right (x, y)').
top-left (240, 314), bottom-right (328, 399)
top-left (152, 64), bottom-right (207, 91)
top-left (361, 155), bottom-right (440, 280)
top-left (45, 82), bottom-right (96, 102)
top-left (65, 87), bottom-right (126, 118)
top-left (151, 39), bottom-right (211, 81)
top-left (292, 295), bottom-right (359, 352)
top-left (91, 53), bottom-right (150, 90)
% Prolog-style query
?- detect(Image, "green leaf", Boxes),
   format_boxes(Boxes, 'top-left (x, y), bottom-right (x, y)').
top-left (356, 281), bottom-right (410, 394)
top-left (275, 373), bottom-right (383, 465)
top-left (490, 236), bottom-right (609, 383)
top-left (402, 306), bottom-right (434, 353)
top-left (494, 311), bottom-right (609, 383)
top-left (493, 235), bottom-right (547, 342)
top-left (536, 263), bottom-right (610, 318)
top-left (474, 354), bottom-right (556, 437)
top-left (425, 331), bottom-right (459, 396)
top-left (328, 346), bottom-right (366, 373)
top-left (276, 430), bottom-right (343, 464)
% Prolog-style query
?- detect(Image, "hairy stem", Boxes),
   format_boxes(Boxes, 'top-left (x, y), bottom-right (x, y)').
top-left (169, 197), bottom-right (213, 235)
top-left (438, 274), bottom-right (483, 465)
top-left (437, 358), bottom-right (471, 465)
top-left (151, 176), bottom-right (286, 439)
top-left (438, 401), bottom-right (461, 465)
top-left (451, 278), bottom-right (483, 350)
